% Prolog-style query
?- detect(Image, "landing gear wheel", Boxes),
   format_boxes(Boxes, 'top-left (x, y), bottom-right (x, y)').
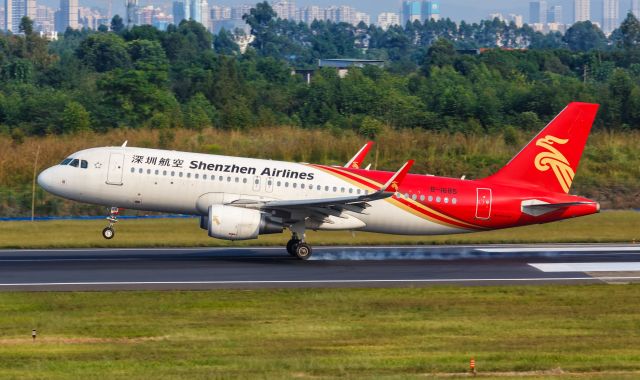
top-left (102, 227), bottom-right (115, 240)
top-left (286, 239), bottom-right (300, 256)
top-left (294, 243), bottom-right (312, 260)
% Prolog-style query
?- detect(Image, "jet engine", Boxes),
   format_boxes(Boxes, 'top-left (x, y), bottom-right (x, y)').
top-left (207, 205), bottom-right (283, 241)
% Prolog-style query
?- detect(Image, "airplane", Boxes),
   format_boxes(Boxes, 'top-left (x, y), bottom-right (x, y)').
top-left (37, 102), bottom-right (601, 260)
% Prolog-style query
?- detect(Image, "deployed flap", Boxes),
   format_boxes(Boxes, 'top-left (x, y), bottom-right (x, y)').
top-left (345, 141), bottom-right (374, 169)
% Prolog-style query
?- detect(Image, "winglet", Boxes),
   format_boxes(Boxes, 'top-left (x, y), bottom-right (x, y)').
top-left (381, 160), bottom-right (414, 193)
top-left (345, 141), bottom-right (374, 169)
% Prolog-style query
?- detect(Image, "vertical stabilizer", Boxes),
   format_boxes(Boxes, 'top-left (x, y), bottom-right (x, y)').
top-left (486, 102), bottom-right (599, 194)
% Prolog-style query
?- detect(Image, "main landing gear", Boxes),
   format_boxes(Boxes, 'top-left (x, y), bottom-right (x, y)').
top-left (102, 207), bottom-right (119, 240)
top-left (286, 223), bottom-right (312, 260)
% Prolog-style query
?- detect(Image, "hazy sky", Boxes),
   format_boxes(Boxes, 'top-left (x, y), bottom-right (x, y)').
top-left (49, 0), bottom-right (637, 25)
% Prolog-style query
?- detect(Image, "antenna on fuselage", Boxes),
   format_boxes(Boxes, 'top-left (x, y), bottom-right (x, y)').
top-left (122, 141), bottom-right (128, 147)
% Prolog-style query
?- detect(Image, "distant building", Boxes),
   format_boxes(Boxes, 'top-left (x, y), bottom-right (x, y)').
top-left (401, 1), bottom-right (439, 24)
top-left (299, 5), bottom-right (323, 24)
top-left (272, 0), bottom-right (297, 20)
top-left (352, 11), bottom-right (370, 26)
top-left (574, 0), bottom-right (590, 23)
top-left (5, 0), bottom-right (36, 33)
top-left (633, 0), bottom-right (640, 19)
top-left (529, 1), bottom-right (547, 24)
top-left (54, 0), bottom-right (78, 32)
top-left (547, 5), bottom-right (562, 24)
top-left (173, 0), bottom-right (210, 25)
top-left (172, 1), bottom-right (185, 24)
top-left (35, 5), bottom-right (54, 33)
top-left (509, 14), bottom-right (524, 27)
top-left (602, 0), bottom-right (618, 34)
top-left (318, 58), bottom-right (385, 78)
top-left (210, 5), bottom-right (231, 21)
top-left (377, 12), bottom-right (399, 29)
top-left (231, 4), bottom-right (251, 20)
top-left (488, 13), bottom-right (505, 22)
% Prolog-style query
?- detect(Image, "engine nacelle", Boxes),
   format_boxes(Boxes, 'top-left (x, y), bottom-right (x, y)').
top-left (207, 205), bottom-right (283, 241)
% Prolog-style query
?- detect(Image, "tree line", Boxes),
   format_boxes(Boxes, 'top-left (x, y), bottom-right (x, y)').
top-left (2, 2), bottom-right (640, 141)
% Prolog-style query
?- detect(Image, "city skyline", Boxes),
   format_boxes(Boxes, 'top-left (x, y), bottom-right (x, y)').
top-left (5, 0), bottom-right (640, 35)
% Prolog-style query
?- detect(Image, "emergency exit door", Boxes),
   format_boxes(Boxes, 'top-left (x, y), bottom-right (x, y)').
top-left (475, 188), bottom-right (492, 220)
top-left (106, 152), bottom-right (124, 185)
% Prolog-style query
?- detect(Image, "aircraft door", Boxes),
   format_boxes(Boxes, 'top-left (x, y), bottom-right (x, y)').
top-left (106, 152), bottom-right (124, 185)
top-left (475, 188), bottom-right (492, 220)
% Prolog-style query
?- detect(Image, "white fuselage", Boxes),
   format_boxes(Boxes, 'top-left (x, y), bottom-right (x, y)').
top-left (37, 146), bottom-right (466, 235)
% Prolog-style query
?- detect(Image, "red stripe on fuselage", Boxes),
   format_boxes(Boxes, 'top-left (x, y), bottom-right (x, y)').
top-left (312, 164), bottom-right (485, 231)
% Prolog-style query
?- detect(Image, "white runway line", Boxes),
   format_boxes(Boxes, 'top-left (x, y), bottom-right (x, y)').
top-left (530, 262), bottom-right (640, 272)
top-left (1, 277), bottom-right (640, 287)
top-left (483, 247), bottom-right (640, 253)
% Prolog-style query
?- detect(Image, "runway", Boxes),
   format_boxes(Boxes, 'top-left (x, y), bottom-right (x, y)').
top-left (0, 244), bottom-right (639, 291)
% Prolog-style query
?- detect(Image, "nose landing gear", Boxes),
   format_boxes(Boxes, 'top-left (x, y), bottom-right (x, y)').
top-left (102, 207), bottom-right (119, 239)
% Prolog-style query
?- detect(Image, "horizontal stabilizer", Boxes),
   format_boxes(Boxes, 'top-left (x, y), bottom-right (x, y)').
top-left (521, 200), bottom-right (598, 217)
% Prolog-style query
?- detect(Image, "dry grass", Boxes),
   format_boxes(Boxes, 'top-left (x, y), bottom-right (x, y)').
top-left (1, 127), bottom-right (639, 210)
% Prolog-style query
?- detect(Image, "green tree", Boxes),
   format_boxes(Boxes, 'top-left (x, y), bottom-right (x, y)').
top-left (563, 21), bottom-right (606, 51)
top-left (111, 15), bottom-right (125, 33)
top-left (618, 12), bottom-right (640, 49)
top-left (182, 93), bottom-right (215, 130)
top-left (77, 33), bottom-right (131, 72)
top-left (62, 101), bottom-right (91, 133)
top-left (19, 16), bottom-right (33, 36)
top-left (243, 2), bottom-right (277, 53)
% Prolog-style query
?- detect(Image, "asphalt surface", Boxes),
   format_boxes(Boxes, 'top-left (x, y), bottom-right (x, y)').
top-left (0, 244), bottom-right (639, 291)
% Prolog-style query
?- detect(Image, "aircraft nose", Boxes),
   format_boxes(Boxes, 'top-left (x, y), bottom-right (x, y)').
top-left (37, 167), bottom-right (58, 194)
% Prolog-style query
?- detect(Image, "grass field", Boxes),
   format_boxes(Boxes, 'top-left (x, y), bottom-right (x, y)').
top-left (0, 210), bottom-right (638, 249)
top-left (0, 286), bottom-right (639, 379)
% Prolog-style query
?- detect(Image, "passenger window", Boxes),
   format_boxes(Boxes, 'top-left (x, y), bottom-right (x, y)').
top-left (171, 171), bottom-right (175, 177)
top-left (81, 160), bottom-right (88, 169)
top-left (219, 176), bottom-right (223, 181)
top-left (69, 159), bottom-right (79, 167)
top-left (179, 172), bottom-right (183, 178)
top-left (317, 185), bottom-right (321, 190)
top-left (301, 184), bottom-right (305, 189)
top-left (357, 189), bottom-right (361, 194)
top-left (163, 170), bottom-right (167, 176)
top-left (349, 188), bottom-right (353, 194)
top-left (187, 173), bottom-right (191, 178)
top-left (203, 174), bottom-right (207, 180)
top-left (341, 187), bottom-right (345, 193)
top-left (285, 182), bottom-right (289, 188)
top-left (333, 187), bottom-right (337, 192)
top-left (235, 177), bottom-right (239, 183)
top-left (292, 183), bottom-right (297, 189)
top-left (227, 177), bottom-right (231, 182)
top-left (195, 174), bottom-right (199, 179)
top-left (147, 169), bottom-right (151, 174)
top-left (130, 167), bottom-right (135, 173)
top-left (155, 169), bottom-right (159, 175)
top-left (325, 186), bottom-right (329, 191)
top-left (139, 168), bottom-right (143, 174)
top-left (243, 178), bottom-right (247, 184)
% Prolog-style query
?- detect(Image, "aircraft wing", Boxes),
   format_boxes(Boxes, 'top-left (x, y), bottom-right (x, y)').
top-left (344, 141), bottom-right (374, 169)
top-left (228, 160), bottom-right (414, 223)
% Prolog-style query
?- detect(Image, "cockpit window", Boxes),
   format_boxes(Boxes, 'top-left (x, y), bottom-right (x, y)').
top-left (69, 159), bottom-right (79, 167)
top-left (60, 158), bottom-right (72, 165)
top-left (81, 160), bottom-right (88, 169)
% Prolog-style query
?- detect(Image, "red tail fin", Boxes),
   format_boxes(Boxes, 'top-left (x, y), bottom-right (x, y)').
top-left (487, 102), bottom-right (599, 194)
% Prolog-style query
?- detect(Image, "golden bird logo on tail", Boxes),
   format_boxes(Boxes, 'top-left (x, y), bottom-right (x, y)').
top-left (534, 135), bottom-right (574, 193)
